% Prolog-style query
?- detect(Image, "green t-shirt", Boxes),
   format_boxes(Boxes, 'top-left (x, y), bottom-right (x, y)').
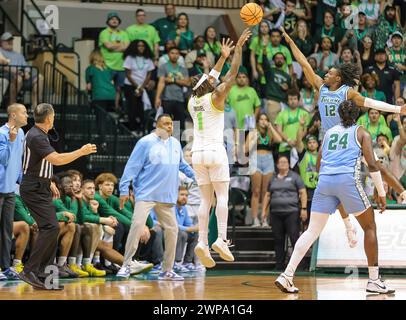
top-left (98, 28), bottom-right (129, 71)
top-left (250, 37), bottom-right (292, 72)
top-left (53, 197), bottom-right (78, 223)
top-left (357, 114), bottom-right (393, 142)
top-left (227, 85), bottom-right (261, 129)
top-left (204, 41), bottom-right (221, 57)
top-left (275, 107), bottom-right (311, 152)
top-left (361, 90), bottom-right (386, 102)
top-left (299, 151), bottom-right (319, 189)
top-left (126, 24), bottom-right (160, 56)
top-left (152, 16), bottom-right (177, 46)
top-left (168, 30), bottom-right (194, 52)
top-left (94, 192), bottom-right (132, 226)
top-left (14, 195), bottom-right (36, 226)
top-left (85, 65), bottom-right (116, 101)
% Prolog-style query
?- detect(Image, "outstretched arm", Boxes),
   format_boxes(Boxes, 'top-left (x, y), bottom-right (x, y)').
top-left (280, 27), bottom-right (323, 90)
top-left (348, 89), bottom-right (406, 115)
top-left (210, 38), bottom-right (235, 76)
top-left (212, 29), bottom-right (252, 110)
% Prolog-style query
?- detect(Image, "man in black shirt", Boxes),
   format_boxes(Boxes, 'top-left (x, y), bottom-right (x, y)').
top-left (365, 48), bottom-right (401, 104)
top-left (18, 103), bottom-right (96, 290)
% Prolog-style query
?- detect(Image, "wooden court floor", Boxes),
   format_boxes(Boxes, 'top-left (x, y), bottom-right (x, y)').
top-left (0, 271), bottom-right (405, 300)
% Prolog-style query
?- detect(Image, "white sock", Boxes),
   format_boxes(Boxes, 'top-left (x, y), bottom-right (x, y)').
top-left (93, 254), bottom-right (100, 264)
top-left (58, 256), bottom-right (67, 267)
top-left (68, 257), bottom-right (76, 266)
top-left (342, 217), bottom-right (353, 230)
top-left (105, 260), bottom-right (112, 267)
top-left (368, 266), bottom-right (379, 281)
top-left (284, 213), bottom-right (329, 278)
top-left (77, 255), bottom-right (83, 266)
top-left (197, 185), bottom-right (213, 246)
top-left (12, 259), bottom-right (21, 267)
top-left (89, 253), bottom-right (94, 262)
top-left (213, 182), bottom-right (229, 240)
top-left (83, 258), bottom-right (91, 266)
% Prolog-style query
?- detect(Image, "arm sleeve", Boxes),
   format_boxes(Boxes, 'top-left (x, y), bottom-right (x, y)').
top-left (0, 133), bottom-right (11, 166)
top-left (99, 30), bottom-right (108, 47)
top-left (123, 56), bottom-right (132, 70)
top-left (157, 65), bottom-right (166, 78)
top-left (85, 66), bottom-right (92, 84)
top-left (119, 140), bottom-right (146, 196)
top-left (112, 196), bottom-right (133, 220)
top-left (33, 135), bottom-right (55, 158)
top-left (53, 199), bottom-right (70, 222)
top-left (294, 172), bottom-right (306, 190)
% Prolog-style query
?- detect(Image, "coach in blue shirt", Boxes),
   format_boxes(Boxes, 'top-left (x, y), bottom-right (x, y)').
top-left (118, 114), bottom-right (195, 280)
top-left (0, 103), bottom-right (27, 280)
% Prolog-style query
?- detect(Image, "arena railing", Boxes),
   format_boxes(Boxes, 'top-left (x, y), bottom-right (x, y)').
top-left (104, 0), bottom-right (248, 9)
top-left (0, 64), bottom-right (40, 109)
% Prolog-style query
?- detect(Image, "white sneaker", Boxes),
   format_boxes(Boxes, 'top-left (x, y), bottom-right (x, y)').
top-left (262, 221), bottom-right (270, 228)
top-left (252, 218), bottom-right (261, 227)
top-left (346, 226), bottom-right (358, 248)
top-left (275, 273), bottom-right (299, 293)
top-left (129, 260), bottom-right (154, 275)
top-left (366, 277), bottom-right (396, 294)
top-left (194, 242), bottom-right (216, 268)
top-left (212, 238), bottom-right (234, 262)
top-left (116, 265), bottom-right (130, 278)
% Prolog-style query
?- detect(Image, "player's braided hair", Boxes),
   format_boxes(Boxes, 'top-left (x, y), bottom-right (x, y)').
top-left (338, 100), bottom-right (359, 128)
top-left (191, 74), bottom-right (214, 98)
top-left (335, 63), bottom-right (360, 87)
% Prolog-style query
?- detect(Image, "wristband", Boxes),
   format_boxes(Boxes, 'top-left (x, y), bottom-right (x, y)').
top-left (209, 69), bottom-right (220, 80)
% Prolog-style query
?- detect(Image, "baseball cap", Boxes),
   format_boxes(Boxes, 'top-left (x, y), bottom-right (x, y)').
top-left (106, 12), bottom-right (121, 25)
top-left (196, 49), bottom-right (206, 57)
top-left (0, 32), bottom-right (14, 41)
top-left (306, 135), bottom-right (318, 143)
top-left (391, 31), bottom-right (403, 40)
top-left (358, 9), bottom-right (366, 16)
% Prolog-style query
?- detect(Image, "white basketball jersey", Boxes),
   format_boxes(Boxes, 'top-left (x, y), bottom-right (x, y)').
top-left (188, 92), bottom-right (224, 152)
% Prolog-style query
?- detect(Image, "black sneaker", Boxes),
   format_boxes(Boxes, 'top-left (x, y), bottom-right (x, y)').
top-left (18, 271), bottom-right (46, 290)
top-left (59, 263), bottom-right (78, 278)
top-left (104, 264), bottom-right (119, 275)
top-left (94, 263), bottom-right (113, 275)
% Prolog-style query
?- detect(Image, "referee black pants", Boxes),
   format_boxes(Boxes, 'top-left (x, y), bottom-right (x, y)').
top-left (20, 177), bottom-right (59, 275)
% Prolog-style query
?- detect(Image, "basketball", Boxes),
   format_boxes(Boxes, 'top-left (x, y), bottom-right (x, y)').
top-left (240, 3), bottom-right (263, 26)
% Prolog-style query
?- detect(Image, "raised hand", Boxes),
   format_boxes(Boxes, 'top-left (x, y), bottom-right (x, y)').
top-left (80, 143), bottom-right (97, 156)
top-left (9, 126), bottom-right (18, 142)
top-left (220, 38), bottom-right (235, 59)
top-left (279, 26), bottom-right (293, 45)
top-left (236, 28), bottom-right (252, 48)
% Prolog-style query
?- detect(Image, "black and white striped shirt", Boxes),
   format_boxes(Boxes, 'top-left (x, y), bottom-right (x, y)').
top-left (22, 126), bottom-right (55, 179)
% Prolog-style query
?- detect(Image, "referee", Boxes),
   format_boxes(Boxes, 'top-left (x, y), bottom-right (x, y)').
top-left (18, 103), bottom-right (97, 290)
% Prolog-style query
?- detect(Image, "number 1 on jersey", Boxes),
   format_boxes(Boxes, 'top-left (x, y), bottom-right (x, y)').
top-left (197, 112), bottom-right (203, 130)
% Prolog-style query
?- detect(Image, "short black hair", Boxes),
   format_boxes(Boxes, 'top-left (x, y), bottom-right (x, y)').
top-left (377, 133), bottom-right (389, 141)
top-left (273, 52), bottom-right (286, 61)
top-left (157, 113), bottom-right (172, 123)
top-left (287, 88), bottom-right (300, 99)
top-left (338, 100), bottom-right (359, 128)
top-left (168, 46), bottom-right (180, 53)
top-left (34, 103), bottom-right (54, 123)
top-left (270, 28), bottom-right (282, 36)
top-left (136, 9), bottom-right (145, 15)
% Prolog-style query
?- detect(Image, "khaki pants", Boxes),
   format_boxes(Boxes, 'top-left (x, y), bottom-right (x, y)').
top-left (123, 201), bottom-right (177, 273)
top-left (266, 99), bottom-right (282, 125)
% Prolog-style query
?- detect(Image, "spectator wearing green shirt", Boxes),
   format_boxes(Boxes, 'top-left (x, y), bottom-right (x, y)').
top-left (249, 20), bottom-right (272, 82)
top-left (357, 108), bottom-right (393, 143)
top-left (126, 9), bottom-right (161, 61)
top-left (98, 12), bottom-right (130, 109)
top-left (260, 51), bottom-right (292, 124)
top-left (374, 4), bottom-right (402, 51)
top-left (80, 179), bottom-right (153, 276)
top-left (95, 173), bottom-right (133, 254)
top-left (12, 194), bottom-right (37, 274)
top-left (297, 133), bottom-right (319, 227)
top-left (275, 89), bottom-right (310, 155)
top-left (85, 50), bottom-right (116, 112)
top-left (313, 9), bottom-right (345, 53)
top-left (168, 13), bottom-right (194, 56)
top-left (360, 72), bottom-right (387, 102)
top-left (226, 71), bottom-right (261, 130)
top-left (204, 26), bottom-right (221, 60)
top-left (310, 37), bottom-right (339, 75)
top-left (67, 170), bottom-right (118, 277)
top-left (152, 4), bottom-right (177, 51)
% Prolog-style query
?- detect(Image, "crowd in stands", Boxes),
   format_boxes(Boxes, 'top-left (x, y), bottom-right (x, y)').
top-left (0, 0), bottom-right (405, 277)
